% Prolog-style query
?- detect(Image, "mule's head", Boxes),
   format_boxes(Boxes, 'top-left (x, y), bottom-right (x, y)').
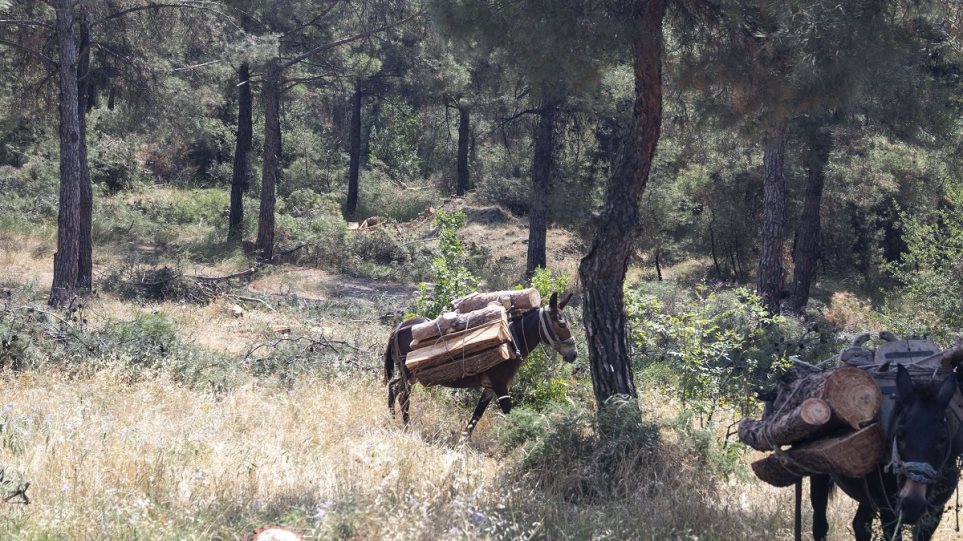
top-left (542, 292), bottom-right (577, 363)
top-left (891, 364), bottom-right (958, 523)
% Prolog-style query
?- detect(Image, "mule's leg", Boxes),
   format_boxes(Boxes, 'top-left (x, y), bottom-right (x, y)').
top-left (387, 375), bottom-right (400, 417)
top-left (852, 502), bottom-right (877, 541)
top-left (398, 375), bottom-right (413, 430)
top-left (462, 388), bottom-right (495, 440)
top-left (492, 381), bottom-right (513, 414)
top-left (809, 475), bottom-right (831, 541)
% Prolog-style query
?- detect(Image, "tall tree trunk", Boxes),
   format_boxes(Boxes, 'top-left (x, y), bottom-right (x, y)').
top-left (76, 10), bottom-right (93, 293)
top-left (456, 105), bottom-right (470, 196)
top-left (49, 0), bottom-right (82, 307)
top-left (526, 100), bottom-right (558, 276)
top-left (757, 118), bottom-right (788, 316)
top-left (346, 81), bottom-right (362, 217)
top-left (255, 60), bottom-right (282, 261)
top-left (789, 127), bottom-right (832, 313)
top-left (578, 0), bottom-right (666, 409)
top-left (228, 62), bottom-right (253, 243)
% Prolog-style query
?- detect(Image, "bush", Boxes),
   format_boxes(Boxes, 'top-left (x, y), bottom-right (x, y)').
top-left (416, 210), bottom-right (479, 318)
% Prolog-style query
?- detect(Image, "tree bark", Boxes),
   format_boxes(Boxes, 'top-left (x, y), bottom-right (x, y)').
top-left (228, 62), bottom-right (253, 243)
top-left (757, 118), bottom-right (788, 316)
top-left (76, 10), bottom-right (93, 294)
top-left (456, 105), bottom-right (470, 196)
top-left (738, 397), bottom-right (831, 451)
top-left (526, 100), bottom-right (558, 276)
top-left (410, 304), bottom-right (508, 344)
top-left (346, 80), bottom-right (362, 217)
top-left (49, 0), bottom-right (82, 307)
top-left (788, 127), bottom-right (832, 313)
top-left (577, 0), bottom-right (666, 410)
top-left (255, 60), bottom-right (282, 261)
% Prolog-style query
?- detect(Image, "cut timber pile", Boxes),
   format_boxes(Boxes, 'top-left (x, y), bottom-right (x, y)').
top-left (450, 288), bottom-right (540, 314)
top-left (405, 291), bottom-right (540, 386)
top-left (738, 366), bottom-right (885, 487)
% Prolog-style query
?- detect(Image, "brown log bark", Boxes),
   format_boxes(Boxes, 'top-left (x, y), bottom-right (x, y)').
top-left (255, 60), bottom-right (282, 261)
top-left (228, 62), bottom-right (253, 243)
top-left (526, 100), bottom-right (558, 277)
top-left (346, 80), bottom-right (362, 218)
top-left (789, 424), bottom-right (885, 479)
top-left (738, 397), bottom-right (832, 451)
top-left (768, 367), bottom-right (881, 430)
top-left (757, 117), bottom-right (788, 316)
top-left (405, 320), bottom-right (511, 372)
top-left (578, 0), bottom-right (666, 410)
top-left (49, 0), bottom-right (82, 307)
top-left (451, 288), bottom-right (540, 314)
top-left (414, 343), bottom-right (512, 386)
top-left (751, 455), bottom-right (803, 487)
top-left (410, 305), bottom-right (508, 344)
top-left (456, 105), bottom-right (470, 196)
top-left (788, 126), bottom-right (832, 313)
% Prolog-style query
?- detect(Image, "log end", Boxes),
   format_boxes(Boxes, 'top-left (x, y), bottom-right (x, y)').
top-left (826, 367), bottom-right (882, 429)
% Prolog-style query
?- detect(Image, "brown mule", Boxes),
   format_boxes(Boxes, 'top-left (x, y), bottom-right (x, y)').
top-left (384, 292), bottom-right (577, 438)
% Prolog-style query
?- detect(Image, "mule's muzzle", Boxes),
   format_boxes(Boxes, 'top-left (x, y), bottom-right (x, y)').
top-left (556, 339), bottom-right (577, 363)
top-left (898, 480), bottom-right (929, 524)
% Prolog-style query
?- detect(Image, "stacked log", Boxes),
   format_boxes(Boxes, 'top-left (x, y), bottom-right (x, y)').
top-left (738, 367), bottom-right (885, 487)
top-left (404, 303), bottom-right (518, 386)
top-left (450, 288), bottom-right (540, 313)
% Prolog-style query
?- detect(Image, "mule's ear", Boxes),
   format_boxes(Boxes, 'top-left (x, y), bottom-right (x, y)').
top-left (896, 364), bottom-right (914, 403)
top-left (937, 372), bottom-right (957, 409)
top-left (549, 292), bottom-right (559, 311)
top-left (560, 291), bottom-right (574, 309)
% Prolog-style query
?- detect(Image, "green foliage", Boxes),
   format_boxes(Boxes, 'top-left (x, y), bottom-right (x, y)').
top-left (626, 283), bottom-right (783, 423)
top-left (886, 186), bottom-right (963, 337)
top-left (525, 266), bottom-right (569, 299)
top-left (415, 210), bottom-right (478, 318)
top-left (368, 98), bottom-right (423, 180)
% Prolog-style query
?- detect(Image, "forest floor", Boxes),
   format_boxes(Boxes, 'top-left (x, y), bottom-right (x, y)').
top-left (0, 186), bottom-right (960, 540)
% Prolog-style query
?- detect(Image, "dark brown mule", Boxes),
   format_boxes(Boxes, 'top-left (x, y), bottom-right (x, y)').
top-left (384, 292), bottom-right (577, 438)
top-left (810, 365), bottom-right (963, 541)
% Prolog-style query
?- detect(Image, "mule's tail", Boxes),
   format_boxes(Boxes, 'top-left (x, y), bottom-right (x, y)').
top-left (383, 336), bottom-right (394, 385)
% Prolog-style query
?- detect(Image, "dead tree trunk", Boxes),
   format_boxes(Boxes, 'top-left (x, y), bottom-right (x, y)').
top-left (49, 0), bottom-right (82, 307)
top-left (757, 118), bottom-right (788, 316)
top-left (456, 105), bottom-right (470, 196)
top-left (526, 100), bottom-right (558, 277)
top-left (255, 60), bottom-right (282, 261)
top-left (76, 9), bottom-right (93, 293)
top-left (228, 62), bottom-right (253, 243)
top-left (788, 126), bottom-right (832, 313)
top-left (346, 80), bottom-right (362, 218)
top-left (578, 0), bottom-right (666, 410)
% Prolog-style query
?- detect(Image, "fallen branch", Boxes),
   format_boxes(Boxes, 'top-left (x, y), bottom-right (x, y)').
top-left (225, 294), bottom-right (276, 312)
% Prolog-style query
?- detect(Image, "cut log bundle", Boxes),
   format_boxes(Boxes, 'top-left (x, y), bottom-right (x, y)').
top-left (740, 366), bottom-right (886, 487)
top-left (450, 288), bottom-right (540, 314)
top-left (405, 320), bottom-right (512, 371)
top-left (750, 424), bottom-right (886, 486)
top-left (768, 366), bottom-right (881, 430)
top-left (410, 305), bottom-right (508, 344)
top-left (414, 343), bottom-right (512, 386)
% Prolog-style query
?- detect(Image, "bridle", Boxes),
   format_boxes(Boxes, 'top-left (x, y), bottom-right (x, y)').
top-left (537, 307), bottom-right (576, 351)
top-left (885, 412), bottom-right (955, 486)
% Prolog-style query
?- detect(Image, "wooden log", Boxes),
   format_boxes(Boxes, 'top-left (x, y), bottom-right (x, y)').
top-left (409, 305), bottom-right (507, 344)
top-left (749, 424), bottom-right (886, 487)
top-left (739, 398), bottom-right (832, 451)
top-left (751, 456), bottom-right (803, 487)
top-left (770, 367), bottom-right (881, 430)
top-left (450, 288), bottom-right (541, 314)
top-left (405, 320), bottom-right (512, 372)
top-left (414, 343), bottom-right (512, 386)
top-left (789, 424), bottom-right (885, 479)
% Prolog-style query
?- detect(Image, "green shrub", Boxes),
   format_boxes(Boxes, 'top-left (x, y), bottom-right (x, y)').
top-left (415, 210), bottom-right (479, 318)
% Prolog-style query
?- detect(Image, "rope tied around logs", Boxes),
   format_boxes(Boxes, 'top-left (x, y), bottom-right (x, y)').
top-left (760, 381), bottom-right (814, 477)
